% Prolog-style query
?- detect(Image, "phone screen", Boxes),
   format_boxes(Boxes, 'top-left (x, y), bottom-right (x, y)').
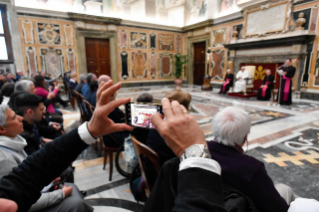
top-left (125, 103), bottom-right (162, 129)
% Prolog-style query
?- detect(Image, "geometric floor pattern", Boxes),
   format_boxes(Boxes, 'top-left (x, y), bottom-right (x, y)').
top-left (62, 84), bottom-right (319, 210)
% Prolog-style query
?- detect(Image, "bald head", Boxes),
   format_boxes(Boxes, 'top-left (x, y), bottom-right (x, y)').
top-left (98, 75), bottom-right (111, 85)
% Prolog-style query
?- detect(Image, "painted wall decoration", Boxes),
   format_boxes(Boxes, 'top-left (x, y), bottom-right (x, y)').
top-left (150, 33), bottom-right (156, 50)
top-left (150, 52), bottom-right (156, 78)
top-left (119, 30), bottom-right (128, 49)
top-left (130, 32), bottom-right (147, 49)
top-left (211, 49), bottom-right (225, 80)
top-left (314, 52), bottom-right (319, 86)
top-left (64, 25), bottom-right (74, 46)
top-left (218, 0), bottom-right (238, 13)
top-left (66, 48), bottom-right (76, 72)
top-left (121, 51), bottom-right (129, 79)
top-left (22, 20), bottom-right (34, 44)
top-left (19, 17), bottom-right (79, 77)
top-left (37, 23), bottom-right (61, 45)
top-left (131, 51), bottom-right (147, 78)
top-left (25, 47), bottom-right (38, 74)
top-left (309, 7), bottom-right (319, 34)
top-left (159, 53), bottom-right (173, 78)
top-left (175, 35), bottom-right (181, 52)
top-left (212, 28), bottom-right (226, 47)
top-left (40, 48), bottom-right (64, 77)
top-left (159, 34), bottom-right (174, 50)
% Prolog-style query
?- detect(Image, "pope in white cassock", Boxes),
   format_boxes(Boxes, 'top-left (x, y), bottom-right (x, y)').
top-left (233, 66), bottom-right (250, 93)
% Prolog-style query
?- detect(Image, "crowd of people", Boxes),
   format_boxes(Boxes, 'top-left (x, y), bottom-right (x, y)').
top-left (0, 67), bottom-right (317, 212)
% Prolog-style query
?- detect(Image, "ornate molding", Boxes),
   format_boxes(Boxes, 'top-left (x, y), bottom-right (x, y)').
top-left (68, 13), bottom-right (122, 25)
top-left (182, 19), bottom-right (213, 32)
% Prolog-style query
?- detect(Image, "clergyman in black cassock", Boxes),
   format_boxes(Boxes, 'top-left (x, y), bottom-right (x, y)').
top-left (278, 60), bottom-right (296, 105)
top-left (219, 69), bottom-right (234, 94)
top-left (257, 70), bottom-right (274, 101)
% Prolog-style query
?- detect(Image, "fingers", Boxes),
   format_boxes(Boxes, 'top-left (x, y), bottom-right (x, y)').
top-left (106, 98), bottom-right (131, 113)
top-left (151, 113), bottom-right (164, 129)
top-left (162, 98), bottom-right (173, 119)
top-left (96, 80), bottom-right (113, 103)
top-left (111, 123), bottom-right (133, 132)
top-left (99, 82), bottom-right (122, 106)
top-left (172, 101), bottom-right (182, 116)
top-left (180, 104), bottom-right (187, 114)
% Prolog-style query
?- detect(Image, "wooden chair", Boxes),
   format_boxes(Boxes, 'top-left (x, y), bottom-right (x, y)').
top-left (131, 136), bottom-right (161, 197)
top-left (102, 134), bottom-right (120, 181)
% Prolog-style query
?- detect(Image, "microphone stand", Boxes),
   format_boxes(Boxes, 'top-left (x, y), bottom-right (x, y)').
top-left (276, 65), bottom-right (284, 106)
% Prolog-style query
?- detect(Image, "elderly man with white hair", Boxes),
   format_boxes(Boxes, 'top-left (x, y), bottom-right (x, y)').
top-left (0, 104), bottom-right (93, 212)
top-left (233, 66), bottom-right (249, 93)
top-left (208, 107), bottom-right (295, 212)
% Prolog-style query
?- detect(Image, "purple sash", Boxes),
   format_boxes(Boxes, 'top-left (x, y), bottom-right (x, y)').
top-left (222, 79), bottom-right (231, 92)
top-left (282, 75), bottom-right (291, 101)
top-left (261, 81), bottom-right (270, 97)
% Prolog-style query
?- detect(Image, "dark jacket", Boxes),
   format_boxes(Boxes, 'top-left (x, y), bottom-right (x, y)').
top-left (20, 121), bottom-right (41, 155)
top-left (75, 82), bottom-right (85, 94)
top-left (261, 75), bottom-right (274, 90)
top-left (208, 141), bottom-right (288, 212)
top-left (68, 80), bottom-right (78, 90)
top-left (0, 128), bottom-right (88, 212)
top-left (35, 118), bottom-right (62, 140)
top-left (144, 158), bottom-right (226, 212)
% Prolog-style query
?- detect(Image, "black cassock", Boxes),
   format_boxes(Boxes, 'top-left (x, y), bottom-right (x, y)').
top-left (219, 73), bottom-right (234, 94)
top-left (278, 66), bottom-right (296, 105)
top-left (257, 75), bottom-right (274, 100)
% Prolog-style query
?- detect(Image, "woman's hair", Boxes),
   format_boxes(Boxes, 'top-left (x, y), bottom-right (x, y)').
top-left (33, 75), bottom-right (45, 88)
top-left (211, 107), bottom-right (251, 147)
top-left (165, 89), bottom-right (192, 110)
top-left (1, 82), bottom-right (15, 97)
top-left (137, 93), bottom-right (153, 103)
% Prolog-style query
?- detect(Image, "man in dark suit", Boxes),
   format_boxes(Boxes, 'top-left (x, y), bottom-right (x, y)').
top-left (278, 59), bottom-right (296, 105)
top-left (0, 82), bottom-right (226, 212)
top-left (219, 69), bottom-right (234, 94)
top-left (257, 69), bottom-right (274, 100)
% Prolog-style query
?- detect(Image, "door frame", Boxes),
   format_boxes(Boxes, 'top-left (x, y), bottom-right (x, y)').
top-left (76, 29), bottom-right (118, 82)
top-left (187, 34), bottom-right (210, 84)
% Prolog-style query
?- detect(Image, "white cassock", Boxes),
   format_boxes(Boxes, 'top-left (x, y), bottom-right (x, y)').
top-left (233, 70), bottom-right (249, 93)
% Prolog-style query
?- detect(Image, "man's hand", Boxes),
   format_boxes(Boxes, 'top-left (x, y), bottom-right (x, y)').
top-left (50, 123), bottom-right (61, 131)
top-left (62, 185), bottom-right (73, 198)
top-left (87, 80), bottom-right (133, 138)
top-left (42, 138), bottom-right (53, 144)
top-left (283, 71), bottom-right (287, 75)
top-left (151, 98), bottom-right (207, 158)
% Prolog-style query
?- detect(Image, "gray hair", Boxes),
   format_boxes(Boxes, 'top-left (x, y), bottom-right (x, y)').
top-left (212, 107), bottom-right (251, 146)
top-left (0, 104), bottom-right (9, 127)
top-left (79, 74), bottom-right (86, 83)
top-left (15, 80), bottom-right (34, 93)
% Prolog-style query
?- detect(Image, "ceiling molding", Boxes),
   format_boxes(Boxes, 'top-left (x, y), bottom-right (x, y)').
top-left (68, 13), bottom-right (122, 25)
top-left (212, 11), bottom-right (243, 25)
top-left (182, 19), bottom-right (214, 32)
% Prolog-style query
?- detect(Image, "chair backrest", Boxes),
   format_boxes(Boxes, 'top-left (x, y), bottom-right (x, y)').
top-left (131, 136), bottom-right (161, 198)
top-left (72, 90), bottom-right (87, 123)
top-left (245, 66), bottom-right (256, 84)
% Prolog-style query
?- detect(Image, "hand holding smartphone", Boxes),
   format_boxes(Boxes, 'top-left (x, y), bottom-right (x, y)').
top-left (125, 102), bottom-right (163, 129)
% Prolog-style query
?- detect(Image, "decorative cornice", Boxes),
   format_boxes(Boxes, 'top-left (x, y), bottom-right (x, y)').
top-left (212, 11), bottom-right (243, 25)
top-left (16, 6), bottom-right (70, 18)
top-left (68, 13), bottom-right (122, 25)
top-left (182, 19), bottom-right (213, 32)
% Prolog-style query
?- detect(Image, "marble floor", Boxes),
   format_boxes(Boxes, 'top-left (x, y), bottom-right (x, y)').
top-left (64, 84), bottom-right (319, 211)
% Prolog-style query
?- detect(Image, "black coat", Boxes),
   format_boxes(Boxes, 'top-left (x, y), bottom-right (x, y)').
top-left (257, 75), bottom-right (274, 100)
top-left (0, 128), bottom-right (88, 212)
top-left (219, 73), bottom-right (234, 94)
top-left (75, 82), bottom-right (85, 94)
top-left (278, 66), bottom-right (296, 105)
top-left (20, 121), bottom-right (41, 155)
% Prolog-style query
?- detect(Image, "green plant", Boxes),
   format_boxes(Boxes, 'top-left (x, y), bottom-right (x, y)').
top-left (174, 54), bottom-right (188, 79)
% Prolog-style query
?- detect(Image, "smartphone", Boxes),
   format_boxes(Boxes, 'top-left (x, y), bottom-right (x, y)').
top-left (125, 102), bottom-right (163, 129)
top-left (49, 178), bottom-right (66, 192)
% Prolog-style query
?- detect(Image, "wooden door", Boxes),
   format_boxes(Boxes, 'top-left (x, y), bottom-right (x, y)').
top-left (193, 42), bottom-right (206, 85)
top-left (85, 38), bottom-right (111, 77)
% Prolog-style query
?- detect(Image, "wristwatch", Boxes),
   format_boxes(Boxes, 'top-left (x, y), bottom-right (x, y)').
top-left (180, 144), bottom-right (211, 162)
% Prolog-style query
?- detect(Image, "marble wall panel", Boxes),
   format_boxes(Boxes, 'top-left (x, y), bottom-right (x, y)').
top-left (67, 48), bottom-right (76, 72)
top-left (150, 52), bottom-right (156, 78)
top-left (314, 52), bottom-right (319, 86)
top-left (130, 32), bottom-right (147, 49)
top-left (159, 34), bottom-right (174, 51)
top-left (119, 30), bottom-right (128, 49)
top-left (211, 49), bottom-right (224, 80)
top-left (159, 53), bottom-right (173, 78)
top-left (40, 48), bottom-right (64, 77)
top-left (37, 23), bottom-right (61, 45)
top-left (310, 7), bottom-right (319, 34)
top-left (120, 51), bottom-right (129, 79)
top-left (22, 20), bottom-right (34, 44)
top-left (212, 28), bottom-right (226, 47)
top-left (175, 35), bottom-right (181, 52)
top-left (131, 51), bottom-right (147, 79)
top-left (150, 33), bottom-right (156, 50)
top-left (25, 47), bottom-right (38, 74)
top-left (64, 25), bottom-right (74, 46)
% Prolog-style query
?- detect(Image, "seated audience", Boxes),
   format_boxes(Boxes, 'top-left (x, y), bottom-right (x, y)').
top-left (31, 72), bottom-right (39, 79)
top-left (219, 69), bottom-right (233, 94)
top-left (147, 89), bottom-right (191, 166)
top-left (4, 73), bottom-right (15, 83)
top-left (233, 66), bottom-right (249, 93)
top-left (87, 81), bottom-right (98, 107)
top-left (1, 83), bottom-right (15, 105)
top-left (75, 73), bottom-right (86, 94)
top-left (16, 70), bottom-right (23, 81)
top-left (257, 69), bottom-right (274, 100)
top-left (131, 93), bottom-right (153, 144)
top-left (81, 73), bottom-right (97, 97)
top-left (68, 71), bottom-right (78, 90)
top-left (34, 75), bottom-right (63, 116)
top-left (63, 70), bottom-right (71, 83)
top-left (0, 104), bottom-right (92, 212)
top-left (0, 74), bottom-right (8, 90)
top-left (0, 84), bottom-right (224, 212)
